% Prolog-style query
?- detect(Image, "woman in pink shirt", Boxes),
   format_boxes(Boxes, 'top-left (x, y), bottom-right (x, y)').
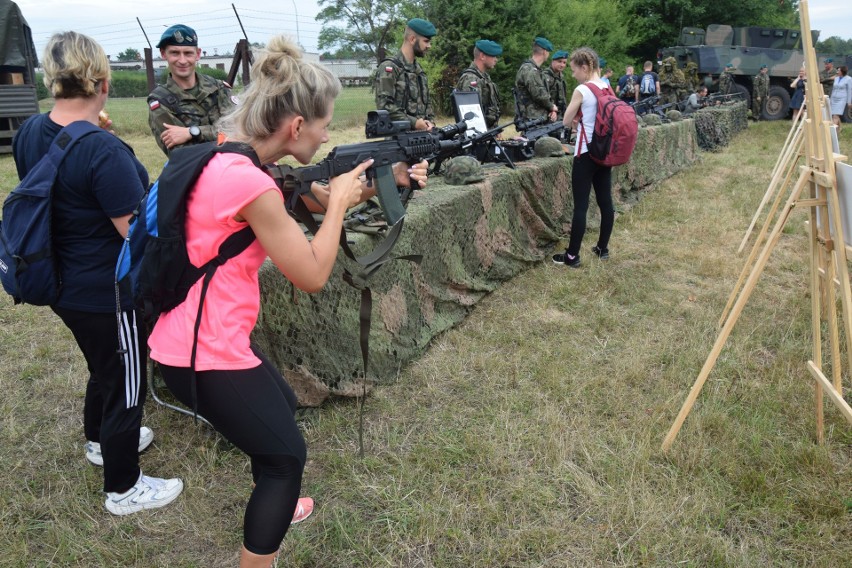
top-left (148, 35), bottom-right (427, 567)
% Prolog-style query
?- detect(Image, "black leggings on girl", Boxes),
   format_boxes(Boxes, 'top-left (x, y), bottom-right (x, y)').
top-left (567, 152), bottom-right (614, 257)
top-left (159, 346), bottom-right (306, 555)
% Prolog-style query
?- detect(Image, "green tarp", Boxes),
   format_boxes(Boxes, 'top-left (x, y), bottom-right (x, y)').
top-left (0, 0), bottom-right (37, 74)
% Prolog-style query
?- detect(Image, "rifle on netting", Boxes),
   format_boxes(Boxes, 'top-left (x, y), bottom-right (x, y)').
top-left (512, 86), bottom-right (567, 142)
top-left (631, 95), bottom-right (661, 116)
top-left (701, 91), bottom-right (746, 107)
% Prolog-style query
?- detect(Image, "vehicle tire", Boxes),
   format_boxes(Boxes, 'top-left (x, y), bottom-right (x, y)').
top-left (844, 104), bottom-right (852, 124)
top-left (763, 86), bottom-right (790, 121)
top-left (734, 83), bottom-right (750, 109)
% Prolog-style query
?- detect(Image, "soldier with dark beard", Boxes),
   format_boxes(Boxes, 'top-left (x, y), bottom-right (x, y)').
top-left (374, 18), bottom-right (436, 131)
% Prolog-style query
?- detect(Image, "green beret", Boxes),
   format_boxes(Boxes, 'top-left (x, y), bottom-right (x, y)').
top-left (760, 64), bottom-right (767, 69)
top-left (725, 63), bottom-right (734, 68)
top-left (552, 50), bottom-right (568, 60)
top-left (475, 39), bottom-right (503, 57)
top-left (598, 57), bottom-right (607, 68)
top-left (157, 24), bottom-right (198, 49)
top-left (534, 37), bottom-right (553, 52)
top-left (407, 18), bottom-right (436, 38)
top-left (825, 58), bottom-right (833, 63)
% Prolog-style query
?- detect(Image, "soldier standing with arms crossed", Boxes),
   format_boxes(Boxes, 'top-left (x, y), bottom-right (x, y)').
top-left (374, 18), bottom-right (436, 131)
top-left (147, 24), bottom-right (236, 156)
top-left (515, 37), bottom-right (558, 122)
top-left (543, 50), bottom-right (569, 118)
top-left (455, 40), bottom-right (503, 128)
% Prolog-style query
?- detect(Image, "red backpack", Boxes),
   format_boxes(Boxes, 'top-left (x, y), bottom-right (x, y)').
top-left (578, 82), bottom-right (638, 167)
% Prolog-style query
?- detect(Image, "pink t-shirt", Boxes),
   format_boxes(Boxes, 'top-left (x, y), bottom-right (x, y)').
top-left (148, 152), bottom-right (281, 370)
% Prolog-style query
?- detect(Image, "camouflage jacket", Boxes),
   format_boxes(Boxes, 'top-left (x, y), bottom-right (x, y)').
top-left (374, 52), bottom-right (434, 129)
top-left (752, 73), bottom-right (770, 99)
top-left (542, 67), bottom-right (568, 116)
top-left (515, 59), bottom-right (553, 121)
top-left (819, 69), bottom-right (835, 96)
top-left (718, 71), bottom-right (735, 96)
top-left (147, 72), bottom-right (235, 156)
top-left (456, 65), bottom-right (501, 128)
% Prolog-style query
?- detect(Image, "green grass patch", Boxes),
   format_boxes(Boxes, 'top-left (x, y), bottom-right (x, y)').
top-left (1, 117), bottom-right (851, 566)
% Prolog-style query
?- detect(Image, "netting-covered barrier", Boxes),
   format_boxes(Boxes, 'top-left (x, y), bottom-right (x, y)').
top-left (693, 101), bottom-right (749, 151)
top-left (250, 107), bottom-right (747, 406)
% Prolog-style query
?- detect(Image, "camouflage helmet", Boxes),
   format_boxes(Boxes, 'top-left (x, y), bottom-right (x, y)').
top-left (665, 109), bottom-right (683, 122)
top-left (642, 114), bottom-right (662, 126)
top-left (534, 136), bottom-right (565, 157)
top-left (663, 56), bottom-right (676, 67)
top-left (444, 156), bottom-right (484, 185)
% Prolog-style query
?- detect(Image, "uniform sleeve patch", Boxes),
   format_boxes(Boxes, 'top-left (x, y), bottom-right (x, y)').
top-left (385, 66), bottom-right (394, 72)
top-left (148, 100), bottom-right (160, 110)
top-left (231, 95), bottom-right (239, 105)
top-left (470, 81), bottom-right (478, 87)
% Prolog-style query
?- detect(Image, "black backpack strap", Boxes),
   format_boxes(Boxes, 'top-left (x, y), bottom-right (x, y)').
top-left (149, 85), bottom-right (187, 121)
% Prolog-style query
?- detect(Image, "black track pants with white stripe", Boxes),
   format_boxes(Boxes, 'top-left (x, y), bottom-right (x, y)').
top-left (52, 306), bottom-right (147, 493)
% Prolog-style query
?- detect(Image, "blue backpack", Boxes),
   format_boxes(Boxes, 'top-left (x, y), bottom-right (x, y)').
top-left (115, 141), bottom-right (262, 325)
top-left (0, 121), bottom-right (101, 305)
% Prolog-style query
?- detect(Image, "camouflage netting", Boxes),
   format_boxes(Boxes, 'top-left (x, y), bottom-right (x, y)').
top-left (250, 107), bottom-right (742, 405)
top-left (693, 101), bottom-right (748, 151)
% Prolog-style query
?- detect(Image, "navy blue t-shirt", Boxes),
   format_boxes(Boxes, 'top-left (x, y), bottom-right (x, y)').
top-left (617, 74), bottom-right (639, 99)
top-left (12, 113), bottom-right (147, 312)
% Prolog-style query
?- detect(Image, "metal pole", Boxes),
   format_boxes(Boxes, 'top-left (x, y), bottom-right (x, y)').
top-left (290, 0), bottom-right (301, 48)
top-left (232, 3), bottom-right (249, 41)
top-left (136, 17), bottom-right (152, 50)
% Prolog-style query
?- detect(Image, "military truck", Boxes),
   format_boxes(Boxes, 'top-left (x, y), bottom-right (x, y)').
top-left (660, 25), bottom-right (852, 121)
top-left (0, 0), bottom-right (39, 153)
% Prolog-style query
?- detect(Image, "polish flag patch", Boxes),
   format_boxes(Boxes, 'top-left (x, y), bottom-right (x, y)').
top-left (385, 66), bottom-right (394, 72)
top-left (148, 100), bottom-right (160, 110)
top-left (469, 81), bottom-right (478, 87)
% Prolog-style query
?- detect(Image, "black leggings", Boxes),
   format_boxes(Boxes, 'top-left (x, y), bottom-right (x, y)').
top-left (159, 347), bottom-right (306, 555)
top-left (567, 152), bottom-right (614, 257)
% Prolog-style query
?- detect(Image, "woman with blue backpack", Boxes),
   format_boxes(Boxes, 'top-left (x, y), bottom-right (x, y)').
top-left (10, 32), bottom-right (183, 515)
top-left (147, 35), bottom-right (427, 567)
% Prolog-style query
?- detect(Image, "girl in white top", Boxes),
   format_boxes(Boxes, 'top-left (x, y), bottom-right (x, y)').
top-left (552, 47), bottom-right (615, 268)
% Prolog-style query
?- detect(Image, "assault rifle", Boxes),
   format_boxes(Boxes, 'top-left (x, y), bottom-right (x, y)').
top-left (631, 95), bottom-right (661, 116)
top-left (512, 87), bottom-right (567, 142)
top-left (701, 91), bottom-right (746, 107)
top-left (267, 110), bottom-right (467, 227)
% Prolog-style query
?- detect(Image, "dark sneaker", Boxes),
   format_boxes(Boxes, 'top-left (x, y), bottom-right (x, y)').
top-left (552, 252), bottom-right (581, 268)
top-left (591, 246), bottom-right (609, 260)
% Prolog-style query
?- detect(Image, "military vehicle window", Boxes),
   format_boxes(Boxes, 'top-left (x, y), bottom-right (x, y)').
top-left (760, 30), bottom-right (771, 37)
top-left (774, 31), bottom-right (785, 38)
top-left (791, 32), bottom-right (800, 38)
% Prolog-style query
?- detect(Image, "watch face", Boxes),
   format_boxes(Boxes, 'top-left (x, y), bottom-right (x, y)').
top-left (189, 126), bottom-right (201, 137)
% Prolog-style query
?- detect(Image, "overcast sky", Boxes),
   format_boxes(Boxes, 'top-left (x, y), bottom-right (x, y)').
top-left (15, 0), bottom-right (852, 61)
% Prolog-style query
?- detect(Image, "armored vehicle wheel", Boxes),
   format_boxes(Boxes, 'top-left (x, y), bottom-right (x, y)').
top-left (734, 83), bottom-right (750, 108)
top-left (845, 104), bottom-right (852, 124)
top-left (763, 86), bottom-right (790, 121)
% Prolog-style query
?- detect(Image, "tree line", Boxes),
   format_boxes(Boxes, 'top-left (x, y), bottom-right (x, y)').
top-left (317, 0), bottom-right (808, 114)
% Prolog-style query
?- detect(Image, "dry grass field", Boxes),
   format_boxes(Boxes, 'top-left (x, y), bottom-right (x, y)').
top-left (0, 101), bottom-right (850, 567)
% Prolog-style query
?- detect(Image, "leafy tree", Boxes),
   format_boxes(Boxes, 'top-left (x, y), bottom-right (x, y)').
top-left (116, 48), bottom-right (141, 62)
top-left (817, 36), bottom-right (852, 54)
top-left (316, 0), bottom-right (416, 64)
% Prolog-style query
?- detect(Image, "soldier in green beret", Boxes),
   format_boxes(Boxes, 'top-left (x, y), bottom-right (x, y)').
top-left (820, 58), bottom-right (835, 96)
top-left (147, 24), bottom-right (236, 156)
top-left (455, 39), bottom-right (503, 128)
top-left (515, 36), bottom-right (558, 122)
top-left (374, 18), bottom-right (436, 131)
top-left (543, 50), bottom-right (568, 117)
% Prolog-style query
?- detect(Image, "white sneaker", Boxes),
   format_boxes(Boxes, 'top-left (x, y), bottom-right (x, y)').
top-left (85, 426), bottom-right (154, 466)
top-left (105, 473), bottom-right (183, 515)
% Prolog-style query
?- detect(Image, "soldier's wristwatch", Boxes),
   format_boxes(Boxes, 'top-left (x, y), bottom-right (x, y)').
top-left (189, 125), bottom-right (201, 140)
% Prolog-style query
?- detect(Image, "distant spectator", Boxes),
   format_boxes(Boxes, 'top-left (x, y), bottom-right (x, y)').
top-left (684, 85), bottom-right (708, 115)
top-left (790, 67), bottom-right (806, 119)
top-left (638, 61), bottom-right (660, 101)
top-left (601, 67), bottom-right (614, 88)
top-left (616, 65), bottom-right (640, 103)
top-left (830, 65), bottom-right (852, 133)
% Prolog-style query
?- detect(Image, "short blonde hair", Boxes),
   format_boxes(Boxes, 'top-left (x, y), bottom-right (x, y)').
top-left (218, 35), bottom-right (340, 142)
top-left (42, 31), bottom-right (110, 99)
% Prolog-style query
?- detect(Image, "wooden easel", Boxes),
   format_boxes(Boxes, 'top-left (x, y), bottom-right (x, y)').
top-left (662, 0), bottom-right (852, 451)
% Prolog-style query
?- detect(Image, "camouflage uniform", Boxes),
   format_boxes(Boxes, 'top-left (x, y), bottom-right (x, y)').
top-left (658, 57), bottom-right (688, 105)
top-left (820, 67), bottom-right (834, 97)
top-left (456, 65), bottom-right (501, 128)
top-left (374, 52), bottom-right (434, 130)
top-left (515, 59), bottom-right (554, 121)
top-left (751, 71), bottom-right (770, 120)
top-left (718, 69), bottom-right (736, 96)
top-left (147, 72), bottom-right (235, 156)
top-left (542, 67), bottom-right (568, 117)
top-left (685, 62), bottom-right (700, 93)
